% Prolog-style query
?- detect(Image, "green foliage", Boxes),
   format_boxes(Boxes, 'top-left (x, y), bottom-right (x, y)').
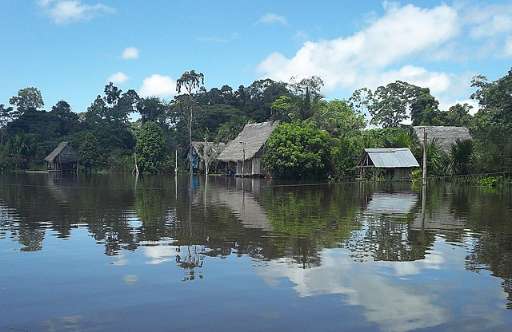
top-left (136, 122), bottom-right (166, 174)
top-left (449, 140), bottom-right (473, 175)
top-left (77, 132), bottom-right (100, 169)
top-left (307, 99), bottom-right (366, 137)
top-left (264, 123), bottom-right (332, 179)
top-left (479, 176), bottom-right (500, 187)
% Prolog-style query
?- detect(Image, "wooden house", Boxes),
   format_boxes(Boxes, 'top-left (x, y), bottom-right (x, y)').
top-left (217, 121), bottom-right (279, 177)
top-left (357, 148), bottom-right (419, 181)
top-left (44, 142), bottom-right (79, 172)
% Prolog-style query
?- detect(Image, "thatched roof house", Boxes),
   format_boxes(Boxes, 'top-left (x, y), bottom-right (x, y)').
top-left (413, 126), bottom-right (471, 153)
top-left (218, 121), bottom-right (279, 176)
top-left (358, 148), bottom-right (419, 180)
top-left (44, 142), bottom-right (79, 172)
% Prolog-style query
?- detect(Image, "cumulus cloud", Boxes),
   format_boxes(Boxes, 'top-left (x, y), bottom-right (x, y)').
top-left (39, 0), bottom-right (114, 24)
top-left (107, 72), bottom-right (128, 84)
top-left (257, 13), bottom-right (288, 26)
top-left (122, 47), bottom-right (139, 60)
top-left (139, 74), bottom-right (176, 98)
top-left (257, 4), bottom-right (459, 94)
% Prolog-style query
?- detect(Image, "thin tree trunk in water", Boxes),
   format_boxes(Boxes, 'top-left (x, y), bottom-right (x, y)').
top-left (133, 153), bottom-right (139, 176)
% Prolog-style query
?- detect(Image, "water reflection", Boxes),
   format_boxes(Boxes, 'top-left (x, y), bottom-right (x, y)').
top-left (1, 174), bottom-right (512, 330)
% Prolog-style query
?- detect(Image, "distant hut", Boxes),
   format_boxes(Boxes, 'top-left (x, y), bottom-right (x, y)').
top-left (44, 142), bottom-right (79, 172)
top-left (217, 121), bottom-right (279, 177)
top-left (413, 126), bottom-right (471, 153)
top-left (357, 148), bottom-right (419, 181)
top-left (189, 141), bottom-right (226, 174)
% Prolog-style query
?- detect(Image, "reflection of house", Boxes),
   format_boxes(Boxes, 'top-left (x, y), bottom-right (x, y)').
top-left (217, 121), bottom-right (278, 177)
top-left (44, 142), bottom-right (79, 172)
top-left (189, 141), bottom-right (226, 173)
top-left (413, 126), bottom-right (471, 153)
top-left (194, 178), bottom-right (271, 231)
top-left (357, 148), bottom-right (419, 181)
top-left (366, 192), bottom-right (418, 215)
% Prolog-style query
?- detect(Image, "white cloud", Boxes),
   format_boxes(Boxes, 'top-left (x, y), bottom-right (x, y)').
top-left (107, 72), bottom-right (128, 84)
top-left (505, 37), bottom-right (512, 57)
top-left (39, 0), bottom-right (114, 24)
top-left (464, 4), bottom-right (512, 39)
top-left (139, 74), bottom-right (176, 98)
top-left (122, 47), bottom-right (139, 60)
top-left (258, 13), bottom-right (288, 26)
top-left (258, 4), bottom-right (459, 93)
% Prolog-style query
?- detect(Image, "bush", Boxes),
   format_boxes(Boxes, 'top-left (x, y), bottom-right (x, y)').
top-left (264, 122), bottom-right (332, 179)
top-left (479, 176), bottom-right (500, 187)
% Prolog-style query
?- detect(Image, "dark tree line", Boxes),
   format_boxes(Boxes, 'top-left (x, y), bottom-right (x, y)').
top-left (1, 68), bottom-right (512, 177)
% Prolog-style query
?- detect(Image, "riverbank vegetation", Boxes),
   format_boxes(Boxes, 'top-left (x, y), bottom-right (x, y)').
top-left (1, 68), bottom-right (511, 179)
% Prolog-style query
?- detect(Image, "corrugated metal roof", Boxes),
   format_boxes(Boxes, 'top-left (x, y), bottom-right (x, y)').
top-left (364, 148), bottom-right (419, 168)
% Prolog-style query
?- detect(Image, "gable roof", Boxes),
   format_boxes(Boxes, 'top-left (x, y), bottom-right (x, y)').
top-left (44, 142), bottom-right (78, 163)
top-left (413, 126), bottom-right (471, 153)
top-left (217, 121), bottom-right (279, 162)
top-left (363, 148), bottom-right (419, 168)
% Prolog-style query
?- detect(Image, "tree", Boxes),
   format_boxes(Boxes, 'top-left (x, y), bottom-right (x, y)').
top-left (307, 100), bottom-right (365, 137)
top-left (289, 76), bottom-right (324, 120)
top-left (9, 87), bottom-right (44, 116)
top-left (176, 70), bottom-right (205, 173)
top-left (137, 97), bottom-right (167, 124)
top-left (264, 123), bottom-right (332, 179)
top-left (50, 100), bottom-right (80, 136)
top-left (444, 103), bottom-right (473, 127)
top-left (135, 121), bottom-right (166, 174)
top-left (78, 132), bottom-right (99, 170)
top-left (409, 87), bottom-right (440, 126)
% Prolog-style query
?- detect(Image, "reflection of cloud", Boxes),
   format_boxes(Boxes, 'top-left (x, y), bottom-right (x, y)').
top-left (257, 249), bottom-right (448, 332)
top-left (112, 253), bottom-right (127, 266)
top-left (143, 243), bottom-right (179, 265)
top-left (123, 274), bottom-right (138, 285)
top-left (386, 250), bottom-right (445, 277)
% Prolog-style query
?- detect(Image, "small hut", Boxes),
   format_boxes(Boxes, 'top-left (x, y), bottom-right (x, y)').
top-left (357, 148), bottom-right (419, 181)
top-left (44, 142), bottom-right (79, 172)
top-left (189, 141), bottom-right (226, 174)
top-left (217, 121), bottom-right (279, 177)
top-left (413, 126), bottom-right (471, 153)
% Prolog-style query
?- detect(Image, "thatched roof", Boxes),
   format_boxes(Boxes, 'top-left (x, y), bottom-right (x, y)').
top-left (217, 121), bottom-right (279, 162)
top-left (191, 141), bottom-right (226, 159)
top-left (413, 126), bottom-right (471, 153)
top-left (44, 142), bottom-right (78, 163)
top-left (361, 148), bottom-right (419, 168)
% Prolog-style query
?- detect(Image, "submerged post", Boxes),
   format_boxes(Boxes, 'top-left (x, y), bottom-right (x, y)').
top-left (175, 150), bottom-right (178, 174)
top-left (422, 128), bottom-right (427, 186)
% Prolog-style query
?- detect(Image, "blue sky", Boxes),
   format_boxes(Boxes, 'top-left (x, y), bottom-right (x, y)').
top-left (1, 0), bottom-right (511, 113)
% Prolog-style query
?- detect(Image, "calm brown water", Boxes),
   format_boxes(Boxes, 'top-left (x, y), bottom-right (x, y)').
top-left (1, 174), bottom-right (512, 331)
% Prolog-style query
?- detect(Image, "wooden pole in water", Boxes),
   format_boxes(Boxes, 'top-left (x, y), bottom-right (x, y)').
top-left (175, 150), bottom-right (178, 174)
top-left (422, 127), bottom-right (427, 187)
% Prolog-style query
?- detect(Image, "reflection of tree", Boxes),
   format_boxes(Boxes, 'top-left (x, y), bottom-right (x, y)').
top-left (461, 187), bottom-right (512, 309)
top-left (261, 185), bottom-right (364, 267)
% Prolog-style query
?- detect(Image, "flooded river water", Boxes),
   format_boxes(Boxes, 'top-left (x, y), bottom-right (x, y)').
top-left (1, 174), bottom-right (512, 331)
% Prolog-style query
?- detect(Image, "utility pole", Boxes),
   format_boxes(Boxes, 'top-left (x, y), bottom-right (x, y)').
top-left (239, 141), bottom-right (246, 177)
top-left (422, 127), bottom-right (427, 187)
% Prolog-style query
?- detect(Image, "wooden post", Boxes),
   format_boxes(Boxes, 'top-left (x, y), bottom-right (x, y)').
top-left (175, 150), bottom-right (178, 174)
top-left (422, 128), bottom-right (427, 187)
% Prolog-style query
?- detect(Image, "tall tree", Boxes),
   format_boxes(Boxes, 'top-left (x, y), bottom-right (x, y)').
top-left (9, 87), bottom-right (44, 118)
top-left (176, 70), bottom-right (205, 173)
